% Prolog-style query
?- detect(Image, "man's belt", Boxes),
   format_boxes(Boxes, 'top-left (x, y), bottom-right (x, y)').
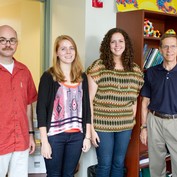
top-left (150, 110), bottom-right (177, 119)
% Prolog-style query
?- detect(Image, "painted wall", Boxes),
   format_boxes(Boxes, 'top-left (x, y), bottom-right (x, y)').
top-left (50, 0), bottom-right (86, 68)
top-left (50, 0), bottom-right (117, 69)
top-left (0, 0), bottom-right (43, 87)
top-left (85, 0), bottom-right (117, 68)
top-left (50, 1), bottom-right (117, 177)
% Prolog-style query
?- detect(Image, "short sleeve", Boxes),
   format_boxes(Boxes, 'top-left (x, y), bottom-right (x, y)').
top-left (86, 59), bottom-right (104, 84)
top-left (27, 69), bottom-right (37, 104)
top-left (140, 70), bottom-right (151, 98)
top-left (133, 63), bottom-right (144, 93)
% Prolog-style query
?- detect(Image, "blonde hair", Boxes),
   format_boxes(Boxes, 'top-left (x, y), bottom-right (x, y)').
top-left (48, 35), bottom-right (83, 83)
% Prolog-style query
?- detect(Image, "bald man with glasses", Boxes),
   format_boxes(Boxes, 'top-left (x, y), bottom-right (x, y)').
top-left (0, 25), bottom-right (37, 177)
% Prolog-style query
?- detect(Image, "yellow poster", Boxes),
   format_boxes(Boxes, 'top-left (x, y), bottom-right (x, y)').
top-left (116, 0), bottom-right (177, 14)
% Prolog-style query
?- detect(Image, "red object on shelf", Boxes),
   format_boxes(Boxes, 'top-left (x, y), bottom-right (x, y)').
top-left (92, 0), bottom-right (103, 8)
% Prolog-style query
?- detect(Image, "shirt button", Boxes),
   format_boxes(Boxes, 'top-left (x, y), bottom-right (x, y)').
top-left (166, 77), bottom-right (169, 79)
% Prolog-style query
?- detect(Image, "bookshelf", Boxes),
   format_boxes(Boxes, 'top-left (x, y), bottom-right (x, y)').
top-left (116, 10), bottom-right (177, 177)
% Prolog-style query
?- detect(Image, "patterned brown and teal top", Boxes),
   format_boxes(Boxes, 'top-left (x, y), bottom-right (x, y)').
top-left (87, 59), bottom-right (144, 132)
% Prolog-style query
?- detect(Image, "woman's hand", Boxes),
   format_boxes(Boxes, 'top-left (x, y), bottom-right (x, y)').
top-left (41, 141), bottom-right (52, 159)
top-left (82, 138), bottom-right (91, 152)
top-left (91, 128), bottom-right (100, 147)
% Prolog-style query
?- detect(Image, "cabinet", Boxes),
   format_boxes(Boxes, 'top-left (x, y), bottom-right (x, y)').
top-left (116, 10), bottom-right (177, 177)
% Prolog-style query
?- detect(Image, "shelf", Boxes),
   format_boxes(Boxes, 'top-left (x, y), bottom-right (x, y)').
top-left (140, 153), bottom-right (171, 169)
top-left (143, 9), bottom-right (177, 19)
top-left (144, 36), bottom-right (160, 41)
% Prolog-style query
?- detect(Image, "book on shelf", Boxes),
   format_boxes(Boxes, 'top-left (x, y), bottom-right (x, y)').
top-left (143, 44), bottom-right (163, 69)
top-left (166, 171), bottom-right (172, 177)
top-left (143, 48), bottom-right (153, 68)
top-left (139, 150), bottom-right (149, 165)
top-left (151, 52), bottom-right (163, 67)
top-left (143, 43), bottom-right (148, 56)
top-left (140, 152), bottom-right (170, 163)
top-left (139, 158), bottom-right (149, 165)
top-left (139, 169), bottom-right (143, 177)
top-left (145, 48), bottom-right (159, 69)
top-left (140, 167), bottom-right (150, 177)
top-left (139, 152), bottom-right (171, 177)
top-left (140, 168), bottom-right (172, 177)
top-left (139, 166), bottom-right (172, 177)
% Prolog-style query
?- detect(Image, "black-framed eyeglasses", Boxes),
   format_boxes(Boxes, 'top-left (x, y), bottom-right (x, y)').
top-left (0, 37), bottom-right (18, 45)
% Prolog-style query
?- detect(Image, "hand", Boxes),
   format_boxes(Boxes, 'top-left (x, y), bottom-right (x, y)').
top-left (82, 138), bottom-right (91, 152)
top-left (29, 134), bottom-right (36, 154)
top-left (140, 128), bottom-right (148, 146)
top-left (41, 141), bottom-right (52, 159)
top-left (91, 128), bottom-right (100, 147)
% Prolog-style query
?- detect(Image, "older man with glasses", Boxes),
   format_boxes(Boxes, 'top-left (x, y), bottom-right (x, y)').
top-left (0, 25), bottom-right (37, 177)
top-left (140, 29), bottom-right (177, 177)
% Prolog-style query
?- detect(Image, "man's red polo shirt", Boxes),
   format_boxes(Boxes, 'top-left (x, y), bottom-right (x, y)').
top-left (0, 59), bottom-right (37, 155)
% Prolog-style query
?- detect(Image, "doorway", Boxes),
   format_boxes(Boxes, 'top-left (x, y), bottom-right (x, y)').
top-left (0, 0), bottom-right (45, 86)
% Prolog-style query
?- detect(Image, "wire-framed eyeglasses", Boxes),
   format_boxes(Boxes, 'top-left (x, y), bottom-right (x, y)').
top-left (0, 37), bottom-right (18, 45)
top-left (161, 45), bottom-right (177, 50)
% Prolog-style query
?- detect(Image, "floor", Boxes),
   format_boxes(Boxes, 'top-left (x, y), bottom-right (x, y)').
top-left (29, 174), bottom-right (46, 177)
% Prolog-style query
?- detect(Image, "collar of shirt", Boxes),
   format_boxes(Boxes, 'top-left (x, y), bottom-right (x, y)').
top-left (157, 62), bottom-right (177, 72)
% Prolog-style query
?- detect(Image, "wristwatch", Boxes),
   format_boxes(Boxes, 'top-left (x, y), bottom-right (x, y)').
top-left (29, 130), bottom-right (35, 134)
top-left (140, 124), bottom-right (147, 130)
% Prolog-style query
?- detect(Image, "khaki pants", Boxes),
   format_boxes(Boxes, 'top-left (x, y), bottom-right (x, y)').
top-left (0, 149), bottom-right (29, 177)
top-left (147, 112), bottom-right (177, 177)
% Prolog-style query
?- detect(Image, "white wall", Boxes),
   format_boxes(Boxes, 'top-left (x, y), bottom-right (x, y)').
top-left (50, 1), bottom-right (117, 176)
top-left (50, 0), bottom-right (117, 69)
top-left (50, 0), bottom-right (85, 67)
top-left (85, 0), bottom-right (117, 68)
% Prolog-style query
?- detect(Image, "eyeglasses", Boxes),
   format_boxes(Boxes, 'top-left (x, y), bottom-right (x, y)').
top-left (0, 37), bottom-right (18, 45)
top-left (161, 45), bottom-right (177, 50)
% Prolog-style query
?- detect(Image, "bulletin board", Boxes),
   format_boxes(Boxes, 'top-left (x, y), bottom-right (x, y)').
top-left (116, 0), bottom-right (177, 14)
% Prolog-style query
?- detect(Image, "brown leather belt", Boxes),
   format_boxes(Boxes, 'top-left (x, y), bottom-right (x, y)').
top-left (150, 110), bottom-right (177, 119)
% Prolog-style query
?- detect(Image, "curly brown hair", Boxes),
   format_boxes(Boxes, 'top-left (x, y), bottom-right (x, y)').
top-left (100, 28), bottom-right (134, 71)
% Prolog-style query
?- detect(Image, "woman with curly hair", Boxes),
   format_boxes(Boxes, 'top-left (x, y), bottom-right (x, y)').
top-left (87, 28), bottom-right (144, 177)
top-left (37, 35), bottom-right (91, 177)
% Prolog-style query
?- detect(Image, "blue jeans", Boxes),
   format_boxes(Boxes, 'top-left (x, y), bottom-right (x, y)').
top-left (96, 130), bottom-right (132, 177)
top-left (45, 132), bottom-right (84, 177)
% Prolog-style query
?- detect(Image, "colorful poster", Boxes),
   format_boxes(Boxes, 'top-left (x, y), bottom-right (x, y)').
top-left (116, 0), bottom-right (177, 14)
